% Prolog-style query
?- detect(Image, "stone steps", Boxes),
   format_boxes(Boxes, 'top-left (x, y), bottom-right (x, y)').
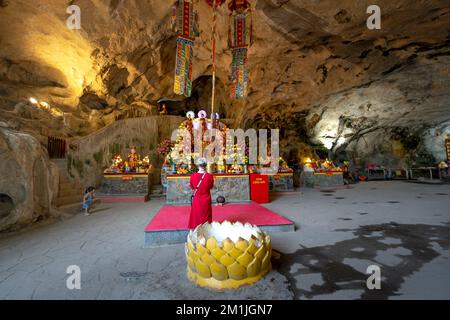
top-left (51, 159), bottom-right (85, 207)
top-left (149, 185), bottom-right (165, 199)
top-left (59, 182), bottom-right (84, 196)
top-left (97, 194), bottom-right (148, 203)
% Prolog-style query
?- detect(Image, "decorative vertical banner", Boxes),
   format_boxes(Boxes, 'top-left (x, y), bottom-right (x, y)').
top-left (445, 137), bottom-right (450, 163)
top-left (228, 0), bottom-right (252, 99)
top-left (172, 0), bottom-right (199, 97)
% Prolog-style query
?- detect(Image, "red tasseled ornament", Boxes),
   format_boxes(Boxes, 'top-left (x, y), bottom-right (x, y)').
top-left (228, 0), bottom-right (251, 11)
top-left (205, 0), bottom-right (226, 7)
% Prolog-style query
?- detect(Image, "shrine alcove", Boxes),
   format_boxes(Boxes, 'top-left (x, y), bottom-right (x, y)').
top-left (0, 194), bottom-right (13, 219)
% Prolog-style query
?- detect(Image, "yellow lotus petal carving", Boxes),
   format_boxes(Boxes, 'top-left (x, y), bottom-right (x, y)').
top-left (188, 248), bottom-right (199, 262)
top-left (236, 238), bottom-right (249, 252)
top-left (227, 262), bottom-right (247, 280)
top-left (261, 251), bottom-right (271, 272)
top-left (228, 247), bottom-right (243, 260)
top-left (211, 247), bottom-right (226, 261)
top-left (210, 262), bottom-right (228, 281)
top-left (201, 253), bottom-right (216, 266)
top-left (187, 240), bottom-right (195, 253)
top-left (187, 256), bottom-right (196, 272)
top-left (247, 257), bottom-right (261, 277)
top-left (195, 259), bottom-right (211, 278)
top-left (246, 241), bottom-right (259, 255)
top-left (206, 237), bottom-right (218, 252)
top-left (236, 252), bottom-right (253, 267)
top-left (219, 254), bottom-right (236, 267)
top-left (222, 238), bottom-right (235, 253)
top-left (185, 221), bottom-right (272, 290)
top-left (196, 243), bottom-right (209, 255)
top-left (254, 245), bottom-right (266, 261)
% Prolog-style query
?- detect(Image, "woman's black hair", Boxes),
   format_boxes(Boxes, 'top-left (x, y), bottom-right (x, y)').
top-left (85, 186), bottom-right (95, 194)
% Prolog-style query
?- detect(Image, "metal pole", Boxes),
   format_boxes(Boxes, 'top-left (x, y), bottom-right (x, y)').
top-left (211, 0), bottom-right (217, 118)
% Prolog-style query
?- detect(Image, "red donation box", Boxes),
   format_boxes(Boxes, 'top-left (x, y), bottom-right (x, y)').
top-left (250, 174), bottom-right (269, 203)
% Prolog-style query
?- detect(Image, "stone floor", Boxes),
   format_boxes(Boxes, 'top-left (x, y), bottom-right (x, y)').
top-left (0, 181), bottom-right (449, 300)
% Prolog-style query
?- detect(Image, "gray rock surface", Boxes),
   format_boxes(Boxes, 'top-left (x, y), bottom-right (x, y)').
top-left (0, 127), bottom-right (58, 231)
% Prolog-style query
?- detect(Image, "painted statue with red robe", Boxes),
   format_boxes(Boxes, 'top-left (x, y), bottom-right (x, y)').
top-left (188, 159), bottom-right (214, 229)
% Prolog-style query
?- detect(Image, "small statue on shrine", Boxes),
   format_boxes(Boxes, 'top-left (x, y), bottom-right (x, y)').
top-left (104, 155), bottom-right (124, 173)
top-left (184, 111), bottom-right (195, 135)
top-left (160, 103), bottom-right (168, 115)
top-left (215, 113), bottom-right (222, 130)
top-left (198, 110), bottom-right (208, 132)
top-left (320, 159), bottom-right (334, 171)
top-left (127, 146), bottom-right (140, 172)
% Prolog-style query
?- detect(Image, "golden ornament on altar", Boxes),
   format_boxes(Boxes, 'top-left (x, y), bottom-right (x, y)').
top-left (127, 146), bottom-right (140, 170)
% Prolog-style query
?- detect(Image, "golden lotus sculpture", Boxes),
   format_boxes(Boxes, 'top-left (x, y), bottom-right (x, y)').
top-left (185, 221), bottom-right (272, 290)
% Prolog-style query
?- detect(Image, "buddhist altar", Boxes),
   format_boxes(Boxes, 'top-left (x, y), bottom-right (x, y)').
top-left (98, 147), bottom-right (152, 202)
top-left (302, 158), bottom-right (345, 188)
top-left (159, 111), bottom-right (294, 204)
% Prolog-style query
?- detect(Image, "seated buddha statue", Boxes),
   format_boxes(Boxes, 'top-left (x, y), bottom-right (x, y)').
top-left (127, 146), bottom-right (140, 172)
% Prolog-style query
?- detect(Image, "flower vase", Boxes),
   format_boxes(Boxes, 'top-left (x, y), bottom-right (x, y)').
top-left (244, 164), bottom-right (248, 174)
top-left (171, 163), bottom-right (176, 174)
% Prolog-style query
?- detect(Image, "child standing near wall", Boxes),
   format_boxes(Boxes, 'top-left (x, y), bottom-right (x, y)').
top-left (83, 187), bottom-right (95, 216)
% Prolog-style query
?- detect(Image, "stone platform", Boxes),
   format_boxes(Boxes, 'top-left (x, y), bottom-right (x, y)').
top-left (98, 173), bottom-right (149, 203)
top-left (97, 194), bottom-right (148, 203)
top-left (303, 171), bottom-right (344, 188)
top-left (144, 203), bottom-right (295, 247)
top-left (166, 173), bottom-right (250, 205)
top-left (268, 172), bottom-right (294, 192)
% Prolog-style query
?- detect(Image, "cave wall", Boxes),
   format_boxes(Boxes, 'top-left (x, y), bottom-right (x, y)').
top-left (0, 126), bottom-right (59, 232)
top-left (303, 55), bottom-right (450, 166)
top-left (422, 121), bottom-right (450, 163)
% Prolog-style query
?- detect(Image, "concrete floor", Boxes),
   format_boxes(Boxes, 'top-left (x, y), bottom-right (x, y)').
top-left (0, 181), bottom-right (449, 300)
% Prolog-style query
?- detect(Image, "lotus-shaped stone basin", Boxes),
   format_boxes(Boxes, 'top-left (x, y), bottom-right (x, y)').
top-left (185, 221), bottom-right (272, 290)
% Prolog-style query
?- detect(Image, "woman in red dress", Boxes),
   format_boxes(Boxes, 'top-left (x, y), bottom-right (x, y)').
top-left (188, 158), bottom-right (214, 229)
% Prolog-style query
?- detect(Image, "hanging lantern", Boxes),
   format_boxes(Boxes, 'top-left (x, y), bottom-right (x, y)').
top-left (172, 0), bottom-right (200, 97)
top-left (228, 0), bottom-right (252, 99)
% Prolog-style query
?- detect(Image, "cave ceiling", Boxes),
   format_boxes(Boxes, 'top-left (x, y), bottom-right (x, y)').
top-left (0, 0), bottom-right (449, 139)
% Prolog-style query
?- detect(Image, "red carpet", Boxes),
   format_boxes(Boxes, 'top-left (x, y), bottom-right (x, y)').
top-left (145, 203), bottom-right (293, 231)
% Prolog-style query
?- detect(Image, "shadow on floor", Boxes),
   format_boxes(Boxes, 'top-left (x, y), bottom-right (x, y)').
top-left (273, 222), bottom-right (450, 299)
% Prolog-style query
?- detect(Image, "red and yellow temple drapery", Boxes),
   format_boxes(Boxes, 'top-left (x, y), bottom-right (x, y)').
top-left (172, 0), bottom-right (200, 97)
top-left (228, 0), bottom-right (252, 99)
top-left (171, 0), bottom-right (252, 101)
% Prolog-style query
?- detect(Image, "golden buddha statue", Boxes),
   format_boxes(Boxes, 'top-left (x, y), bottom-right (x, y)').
top-left (127, 146), bottom-right (140, 172)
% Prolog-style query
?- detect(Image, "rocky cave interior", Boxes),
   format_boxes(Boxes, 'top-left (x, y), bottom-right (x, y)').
top-left (0, 0), bottom-right (449, 232)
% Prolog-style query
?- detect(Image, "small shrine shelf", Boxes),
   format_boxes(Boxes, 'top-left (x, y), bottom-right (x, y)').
top-left (303, 170), bottom-right (344, 188)
top-left (98, 172), bottom-right (149, 202)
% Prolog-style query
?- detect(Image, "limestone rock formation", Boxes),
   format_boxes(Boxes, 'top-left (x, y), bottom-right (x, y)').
top-left (0, 125), bottom-right (58, 232)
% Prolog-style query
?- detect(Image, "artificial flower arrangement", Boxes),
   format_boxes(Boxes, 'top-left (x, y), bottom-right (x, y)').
top-left (157, 139), bottom-right (174, 157)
